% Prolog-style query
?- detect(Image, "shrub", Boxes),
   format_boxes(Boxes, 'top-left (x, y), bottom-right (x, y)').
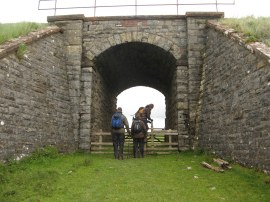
top-left (16, 43), bottom-right (27, 59)
top-left (33, 145), bottom-right (59, 159)
top-left (26, 145), bottom-right (60, 161)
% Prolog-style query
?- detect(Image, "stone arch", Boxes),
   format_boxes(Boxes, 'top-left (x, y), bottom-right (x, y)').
top-left (84, 31), bottom-right (184, 62)
top-left (81, 38), bottom-right (189, 151)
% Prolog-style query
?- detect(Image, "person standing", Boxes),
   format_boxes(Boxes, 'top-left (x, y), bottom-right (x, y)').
top-left (111, 107), bottom-right (130, 160)
top-left (141, 104), bottom-right (154, 132)
top-left (134, 106), bottom-right (144, 119)
top-left (131, 118), bottom-right (147, 158)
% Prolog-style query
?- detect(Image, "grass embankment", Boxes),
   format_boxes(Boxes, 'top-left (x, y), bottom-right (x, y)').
top-left (221, 16), bottom-right (270, 46)
top-left (1, 16), bottom-right (270, 47)
top-left (0, 22), bottom-right (47, 44)
top-left (0, 147), bottom-right (269, 202)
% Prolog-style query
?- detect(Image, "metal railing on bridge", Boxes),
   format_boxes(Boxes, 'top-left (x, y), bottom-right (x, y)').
top-left (38, 0), bottom-right (235, 17)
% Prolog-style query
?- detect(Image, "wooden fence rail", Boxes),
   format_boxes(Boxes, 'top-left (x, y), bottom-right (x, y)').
top-left (91, 129), bottom-right (179, 154)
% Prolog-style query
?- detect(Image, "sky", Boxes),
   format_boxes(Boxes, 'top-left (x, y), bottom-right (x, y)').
top-left (117, 86), bottom-right (165, 129)
top-left (0, 0), bottom-right (269, 23)
top-left (1, 0), bottom-right (269, 128)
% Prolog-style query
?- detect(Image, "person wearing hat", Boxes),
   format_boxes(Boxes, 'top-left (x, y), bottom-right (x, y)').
top-left (111, 107), bottom-right (130, 160)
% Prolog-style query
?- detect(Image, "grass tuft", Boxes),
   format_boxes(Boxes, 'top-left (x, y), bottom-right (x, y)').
top-left (17, 145), bottom-right (60, 165)
top-left (16, 43), bottom-right (27, 59)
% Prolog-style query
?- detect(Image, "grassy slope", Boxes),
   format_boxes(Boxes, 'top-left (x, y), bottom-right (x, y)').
top-left (1, 151), bottom-right (269, 202)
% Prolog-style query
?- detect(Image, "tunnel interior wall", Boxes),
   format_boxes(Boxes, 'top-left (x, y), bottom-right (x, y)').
top-left (90, 65), bottom-right (116, 137)
top-left (165, 67), bottom-right (178, 130)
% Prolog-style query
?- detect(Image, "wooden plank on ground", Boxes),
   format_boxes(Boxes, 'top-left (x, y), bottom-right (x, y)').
top-left (201, 161), bottom-right (224, 173)
top-left (213, 158), bottom-right (232, 169)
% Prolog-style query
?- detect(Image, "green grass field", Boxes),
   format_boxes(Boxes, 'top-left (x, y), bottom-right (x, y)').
top-left (1, 148), bottom-right (269, 202)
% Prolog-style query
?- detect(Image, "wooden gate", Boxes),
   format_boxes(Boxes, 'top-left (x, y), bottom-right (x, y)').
top-left (91, 129), bottom-right (179, 155)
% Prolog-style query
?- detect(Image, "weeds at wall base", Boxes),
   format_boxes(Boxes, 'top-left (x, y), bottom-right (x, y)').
top-left (16, 43), bottom-right (27, 60)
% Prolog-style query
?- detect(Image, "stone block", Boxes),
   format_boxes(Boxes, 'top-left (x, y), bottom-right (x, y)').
top-left (81, 74), bottom-right (92, 82)
top-left (80, 102), bottom-right (91, 111)
top-left (177, 102), bottom-right (188, 110)
top-left (80, 113), bottom-right (91, 122)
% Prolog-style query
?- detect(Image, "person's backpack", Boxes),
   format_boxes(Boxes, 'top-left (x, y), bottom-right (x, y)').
top-left (111, 112), bottom-right (122, 129)
top-left (132, 119), bottom-right (143, 134)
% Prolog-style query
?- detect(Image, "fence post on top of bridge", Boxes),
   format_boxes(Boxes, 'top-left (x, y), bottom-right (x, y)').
top-left (135, 0), bottom-right (137, 16)
top-left (38, 0), bottom-right (236, 18)
top-left (177, 0), bottom-right (179, 15)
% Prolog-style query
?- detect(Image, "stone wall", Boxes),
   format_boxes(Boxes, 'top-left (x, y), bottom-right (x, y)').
top-left (198, 21), bottom-right (270, 173)
top-left (0, 27), bottom-right (75, 161)
top-left (186, 13), bottom-right (224, 148)
top-left (49, 17), bottom-right (84, 149)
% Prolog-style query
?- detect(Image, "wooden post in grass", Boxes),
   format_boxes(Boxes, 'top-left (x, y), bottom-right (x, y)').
top-left (99, 129), bottom-right (103, 151)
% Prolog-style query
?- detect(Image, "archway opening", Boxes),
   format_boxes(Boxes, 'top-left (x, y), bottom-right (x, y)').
top-left (91, 41), bottom-right (178, 133)
top-left (117, 86), bottom-right (166, 129)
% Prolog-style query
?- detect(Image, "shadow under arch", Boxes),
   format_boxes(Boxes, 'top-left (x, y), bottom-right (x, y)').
top-left (94, 41), bottom-right (176, 95)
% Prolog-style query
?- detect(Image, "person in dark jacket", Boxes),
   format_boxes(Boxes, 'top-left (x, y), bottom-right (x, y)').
top-left (111, 107), bottom-right (130, 160)
top-left (131, 118), bottom-right (147, 158)
top-left (141, 104), bottom-right (154, 131)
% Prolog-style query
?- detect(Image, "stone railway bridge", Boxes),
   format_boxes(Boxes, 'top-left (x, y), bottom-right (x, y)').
top-left (45, 13), bottom-right (222, 151)
top-left (0, 13), bottom-right (269, 173)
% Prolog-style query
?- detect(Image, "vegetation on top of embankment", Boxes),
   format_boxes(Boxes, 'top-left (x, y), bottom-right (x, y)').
top-left (0, 22), bottom-right (47, 44)
top-left (0, 16), bottom-right (270, 46)
top-left (220, 16), bottom-right (270, 46)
